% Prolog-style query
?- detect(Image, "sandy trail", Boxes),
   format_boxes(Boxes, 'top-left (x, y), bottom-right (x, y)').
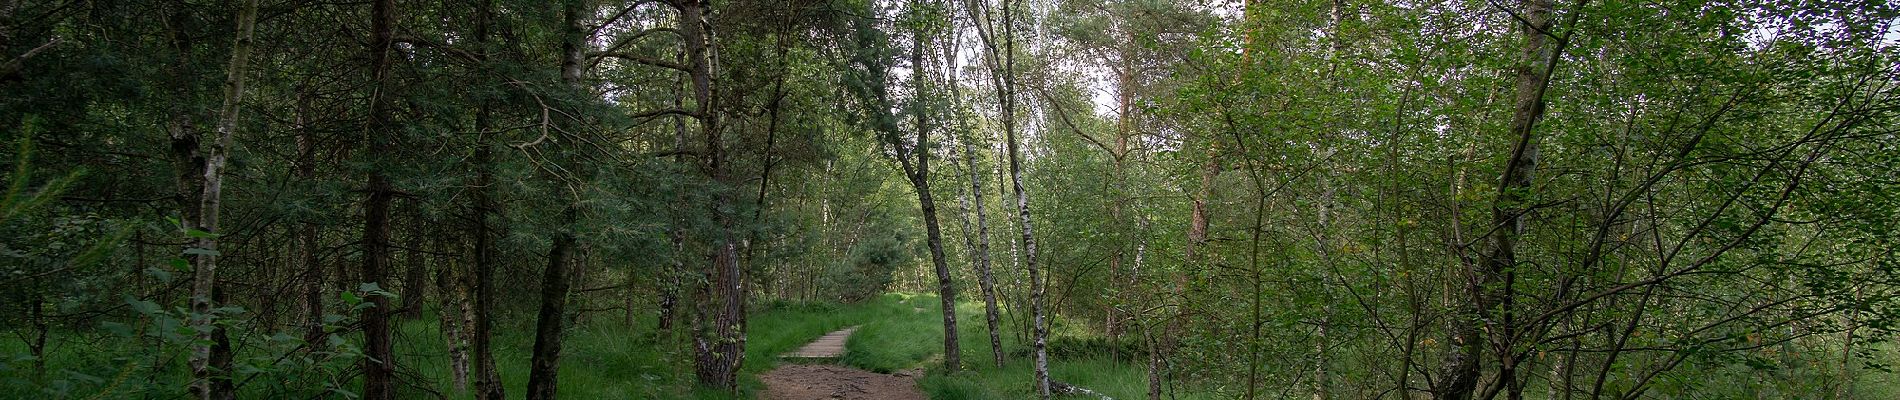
top-left (761, 327), bottom-right (927, 400)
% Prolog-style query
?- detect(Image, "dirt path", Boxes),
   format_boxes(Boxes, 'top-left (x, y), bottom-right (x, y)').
top-left (761, 327), bottom-right (928, 400)
top-left (783, 327), bottom-right (856, 358)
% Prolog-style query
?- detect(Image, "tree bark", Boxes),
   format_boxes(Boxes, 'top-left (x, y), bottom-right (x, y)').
top-left (360, 0), bottom-right (399, 397)
top-left (526, 0), bottom-right (593, 396)
top-left (469, 107), bottom-right (504, 400)
top-left (469, 0), bottom-right (505, 397)
top-left (295, 88), bottom-right (326, 346)
top-left (403, 202), bottom-right (426, 319)
top-left (1106, 25), bottom-right (1136, 346)
top-left (676, 0), bottom-right (744, 391)
top-left (164, 16), bottom-right (206, 400)
top-left (982, 0), bottom-right (1049, 394)
top-left (1170, 127), bottom-right (1219, 400)
top-left (527, 205), bottom-right (580, 400)
top-left (188, 1), bottom-right (258, 399)
top-left (904, 1), bottom-right (963, 372)
top-left (943, 12), bottom-right (1004, 367)
top-left (434, 232), bottom-right (471, 392)
top-left (657, 47), bottom-right (691, 335)
top-left (1435, 0), bottom-right (1560, 398)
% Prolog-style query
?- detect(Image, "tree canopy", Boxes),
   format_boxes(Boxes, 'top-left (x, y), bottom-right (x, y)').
top-left (2, 0), bottom-right (1898, 399)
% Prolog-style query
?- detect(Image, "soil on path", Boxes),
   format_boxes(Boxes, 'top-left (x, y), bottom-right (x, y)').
top-left (761, 327), bottom-right (928, 400)
top-left (759, 364), bottom-right (927, 400)
top-left (783, 327), bottom-right (856, 358)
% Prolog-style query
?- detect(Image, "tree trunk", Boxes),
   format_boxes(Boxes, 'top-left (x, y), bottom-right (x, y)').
top-left (1436, 0), bottom-right (1560, 398)
top-left (188, 1), bottom-right (258, 399)
top-left (164, 21), bottom-right (207, 400)
top-left (659, 232), bottom-right (683, 333)
top-left (947, 33), bottom-right (1004, 366)
top-left (468, 106), bottom-right (505, 400)
top-left (434, 233), bottom-right (471, 392)
top-left (1166, 119), bottom-right (1219, 399)
top-left (657, 49), bottom-right (690, 334)
top-left (677, 0), bottom-right (745, 391)
top-left (360, 0), bottom-right (399, 397)
top-left (955, 138), bottom-right (1005, 368)
top-left (987, 0), bottom-right (1049, 393)
top-left (469, 0), bottom-right (505, 397)
top-left (403, 202), bottom-right (426, 319)
top-left (295, 88), bottom-right (326, 346)
top-left (1106, 26), bottom-right (1136, 347)
top-left (527, 205), bottom-right (580, 400)
top-left (526, 1), bottom-right (593, 396)
top-left (904, 4), bottom-right (962, 372)
top-left (28, 295), bottom-right (45, 377)
top-left (961, 0), bottom-right (1028, 377)
top-left (915, 82), bottom-right (963, 373)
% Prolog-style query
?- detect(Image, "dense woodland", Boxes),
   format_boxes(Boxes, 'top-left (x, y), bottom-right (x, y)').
top-left (3, 0), bottom-right (1899, 398)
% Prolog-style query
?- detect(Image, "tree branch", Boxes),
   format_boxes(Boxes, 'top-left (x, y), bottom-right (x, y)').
top-left (1, 38), bottom-right (62, 78)
top-left (587, 0), bottom-right (660, 38)
top-left (590, 51), bottom-right (691, 72)
top-left (391, 34), bottom-right (480, 63)
top-left (630, 108), bottom-right (699, 120)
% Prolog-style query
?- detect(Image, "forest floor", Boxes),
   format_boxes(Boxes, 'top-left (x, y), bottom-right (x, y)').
top-left (762, 327), bottom-right (929, 400)
top-left (760, 364), bottom-right (927, 400)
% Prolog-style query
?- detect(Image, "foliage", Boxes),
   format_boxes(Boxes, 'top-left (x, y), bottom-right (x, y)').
top-left (4, 0), bottom-right (1899, 397)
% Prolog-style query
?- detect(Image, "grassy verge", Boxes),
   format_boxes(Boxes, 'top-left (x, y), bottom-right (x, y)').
top-left (397, 312), bottom-right (720, 400)
top-left (13, 293), bottom-right (1900, 399)
top-left (0, 295), bottom-right (905, 399)
top-left (838, 293), bottom-right (1218, 399)
top-left (839, 293), bottom-right (960, 372)
top-left (400, 295), bottom-right (912, 399)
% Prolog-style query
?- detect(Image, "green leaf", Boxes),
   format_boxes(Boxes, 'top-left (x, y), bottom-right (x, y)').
top-left (100, 321), bottom-right (133, 337)
top-left (185, 228), bottom-right (219, 239)
top-left (144, 266), bottom-right (172, 282)
top-left (359, 282), bottom-right (399, 301)
top-left (125, 295), bottom-right (162, 315)
top-left (182, 248), bottom-right (220, 257)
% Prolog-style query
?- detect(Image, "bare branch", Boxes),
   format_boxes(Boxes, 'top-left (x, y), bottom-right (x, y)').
top-left (590, 51), bottom-right (690, 72)
top-left (587, 0), bottom-right (660, 38)
top-left (630, 108), bottom-right (698, 120)
top-left (391, 34), bottom-right (480, 63)
top-left (1, 38), bottom-right (62, 78)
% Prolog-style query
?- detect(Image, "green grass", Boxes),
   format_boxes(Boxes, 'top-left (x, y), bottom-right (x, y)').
top-left (841, 293), bottom-right (959, 372)
top-left (0, 295), bottom-right (913, 399)
top-left (836, 293), bottom-right (1219, 399)
top-left (918, 357), bottom-right (1220, 400)
top-left (400, 295), bottom-right (916, 399)
top-left (397, 313), bottom-right (721, 400)
top-left (2, 293), bottom-right (1208, 399)
top-left (13, 294), bottom-right (1900, 399)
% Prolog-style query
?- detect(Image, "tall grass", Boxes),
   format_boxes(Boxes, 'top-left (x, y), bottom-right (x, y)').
top-left (840, 294), bottom-right (957, 372)
top-left (400, 295), bottom-right (914, 399)
top-left (838, 293), bottom-right (1218, 399)
top-left (12, 294), bottom-right (1900, 399)
top-left (0, 295), bottom-right (905, 399)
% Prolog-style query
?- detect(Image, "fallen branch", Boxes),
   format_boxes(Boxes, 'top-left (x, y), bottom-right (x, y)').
top-left (1052, 380), bottom-right (1115, 400)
